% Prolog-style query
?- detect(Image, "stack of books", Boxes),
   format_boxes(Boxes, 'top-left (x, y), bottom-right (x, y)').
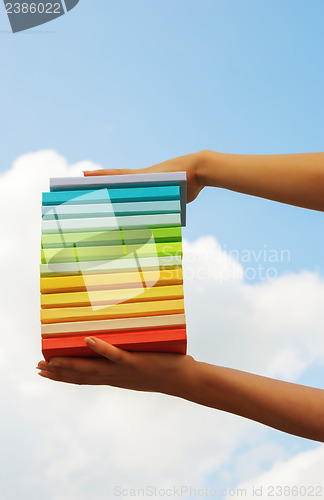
top-left (40, 172), bottom-right (187, 360)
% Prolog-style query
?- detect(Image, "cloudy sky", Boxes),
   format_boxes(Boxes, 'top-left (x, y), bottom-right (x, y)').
top-left (0, 1), bottom-right (323, 499)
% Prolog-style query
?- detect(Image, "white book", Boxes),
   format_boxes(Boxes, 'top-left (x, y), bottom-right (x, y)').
top-left (41, 313), bottom-right (186, 335)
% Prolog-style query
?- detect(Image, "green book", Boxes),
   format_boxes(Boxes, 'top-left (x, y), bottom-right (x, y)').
top-left (41, 227), bottom-right (182, 248)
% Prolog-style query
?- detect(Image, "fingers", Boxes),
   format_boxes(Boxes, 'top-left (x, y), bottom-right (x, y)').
top-left (36, 356), bottom-right (111, 385)
top-left (37, 356), bottom-right (106, 372)
top-left (36, 340), bottom-right (131, 385)
top-left (82, 166), bottom-right (166, 177)
top-left (83, 168), bottom-right (141, 176)
top-left (37, 366), bottom-right (101, 385)
top-left (85, 337), bottom-right (130, 364)
top-left (38, 368), bottom-right (84, 385)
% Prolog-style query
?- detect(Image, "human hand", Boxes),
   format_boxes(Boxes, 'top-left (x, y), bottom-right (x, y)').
top-left (83, 150), bottom-right (207, 203)
top-left (36, 337), bottom-right (195, 395)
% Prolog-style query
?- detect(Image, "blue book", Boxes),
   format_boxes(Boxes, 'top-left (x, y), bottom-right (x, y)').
top-left (42, 200), bottom-right (181, 219)
top-left (48, 172), bottom-right (187, 225)
top-left (42, 185), bottom-right (180, 205)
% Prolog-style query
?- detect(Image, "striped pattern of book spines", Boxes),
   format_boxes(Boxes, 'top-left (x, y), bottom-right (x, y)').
top-left (40, 173), bottom-right (187, 358)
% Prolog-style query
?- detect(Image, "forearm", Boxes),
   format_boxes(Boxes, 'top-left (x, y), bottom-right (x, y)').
top-left (198, 150), bottom-right (324, 211)
top-left (37, 339), bottom-right (324, 441)
top-left (165, 359), bottom-right (324, 442)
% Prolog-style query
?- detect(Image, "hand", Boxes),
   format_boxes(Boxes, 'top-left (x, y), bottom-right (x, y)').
top-left (36, 337), bottom-right (195, 394)
top-left (83, 150), bottom-right (207, 203)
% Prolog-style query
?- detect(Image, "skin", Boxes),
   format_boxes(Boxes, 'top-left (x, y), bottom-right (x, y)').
top-left (37, 150), bottom-right (324, 442)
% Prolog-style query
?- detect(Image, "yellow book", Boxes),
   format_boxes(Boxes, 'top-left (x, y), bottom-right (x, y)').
top-left (41, 284), bottom-right (184, 308)
top-left (40, 298), bottom-right (185, 324)
top-left (40, 268), bottom-right (183, 293)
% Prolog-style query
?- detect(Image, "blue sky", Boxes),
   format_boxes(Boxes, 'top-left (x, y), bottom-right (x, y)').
top-left (0, 0), bottom-right (323, 281)
top-left (0, 1), bottom-right (323, 497)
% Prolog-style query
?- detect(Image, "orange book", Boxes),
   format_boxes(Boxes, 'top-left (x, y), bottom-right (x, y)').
top-left (42, 327), bottom-right (187, 360)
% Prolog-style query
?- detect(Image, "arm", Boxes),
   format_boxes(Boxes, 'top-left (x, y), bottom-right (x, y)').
top-left (37, 338), bottom-right (324, 442)
top-left (200, 150), bottom-right (324, 212)
top-left (39, 151), bottom-right (324, 441)
top-left (84, 150), bottom-right (324, 210)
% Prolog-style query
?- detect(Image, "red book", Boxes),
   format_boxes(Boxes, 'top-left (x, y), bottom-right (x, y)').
top-left (42, 327), bottom-right (187, 360)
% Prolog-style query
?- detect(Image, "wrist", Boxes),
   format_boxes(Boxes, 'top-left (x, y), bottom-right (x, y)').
top-left (159, 355), bottom-right (200, 400)
top-left (195, 149), bottom-right (224, 190)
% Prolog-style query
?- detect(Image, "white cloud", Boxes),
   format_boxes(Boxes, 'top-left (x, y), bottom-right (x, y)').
top-left (182, 239), bottom-right (324, 378)
top-left (266, 348), bottom-right (307, 380)
top-left (182, 236), bottom-right (244, 285)
top-left (227, 444), bottom-right (324, 499)
top-left (0, 150), bottom-right (323, 499)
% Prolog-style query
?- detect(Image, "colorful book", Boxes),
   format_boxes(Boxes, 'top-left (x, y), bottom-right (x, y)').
top-left (42, 328), bottom-right (187, 360)
top-left (40, 268), bottom-right (183, 293)
top-left (42, 185), bottom-right (181, 205)
top-left (42, 200), bottom-right (181, 218)
top-left (41, 227), bottom-right (182, 248)
top-left (40, 255), bottom-right (182, 276)
top-left (41, 213), bottom-right (181, 233)
top-left (41, 313), bottom-right (186, 336)
top-left (40, 298), bottom-right (185, 324)
top-left (41, 284), bottom-right (184, 308)
top-left (41, 241), bottom-right (182, 264)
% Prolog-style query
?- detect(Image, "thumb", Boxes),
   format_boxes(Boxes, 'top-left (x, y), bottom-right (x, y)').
top-left (84, 337), bottom-right (129, 363)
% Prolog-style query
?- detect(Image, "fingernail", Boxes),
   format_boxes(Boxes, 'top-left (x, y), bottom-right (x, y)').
top-left (38, 371), bottom-right (49, 378)
top-left (85, 337), bottom-right (96, 346)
